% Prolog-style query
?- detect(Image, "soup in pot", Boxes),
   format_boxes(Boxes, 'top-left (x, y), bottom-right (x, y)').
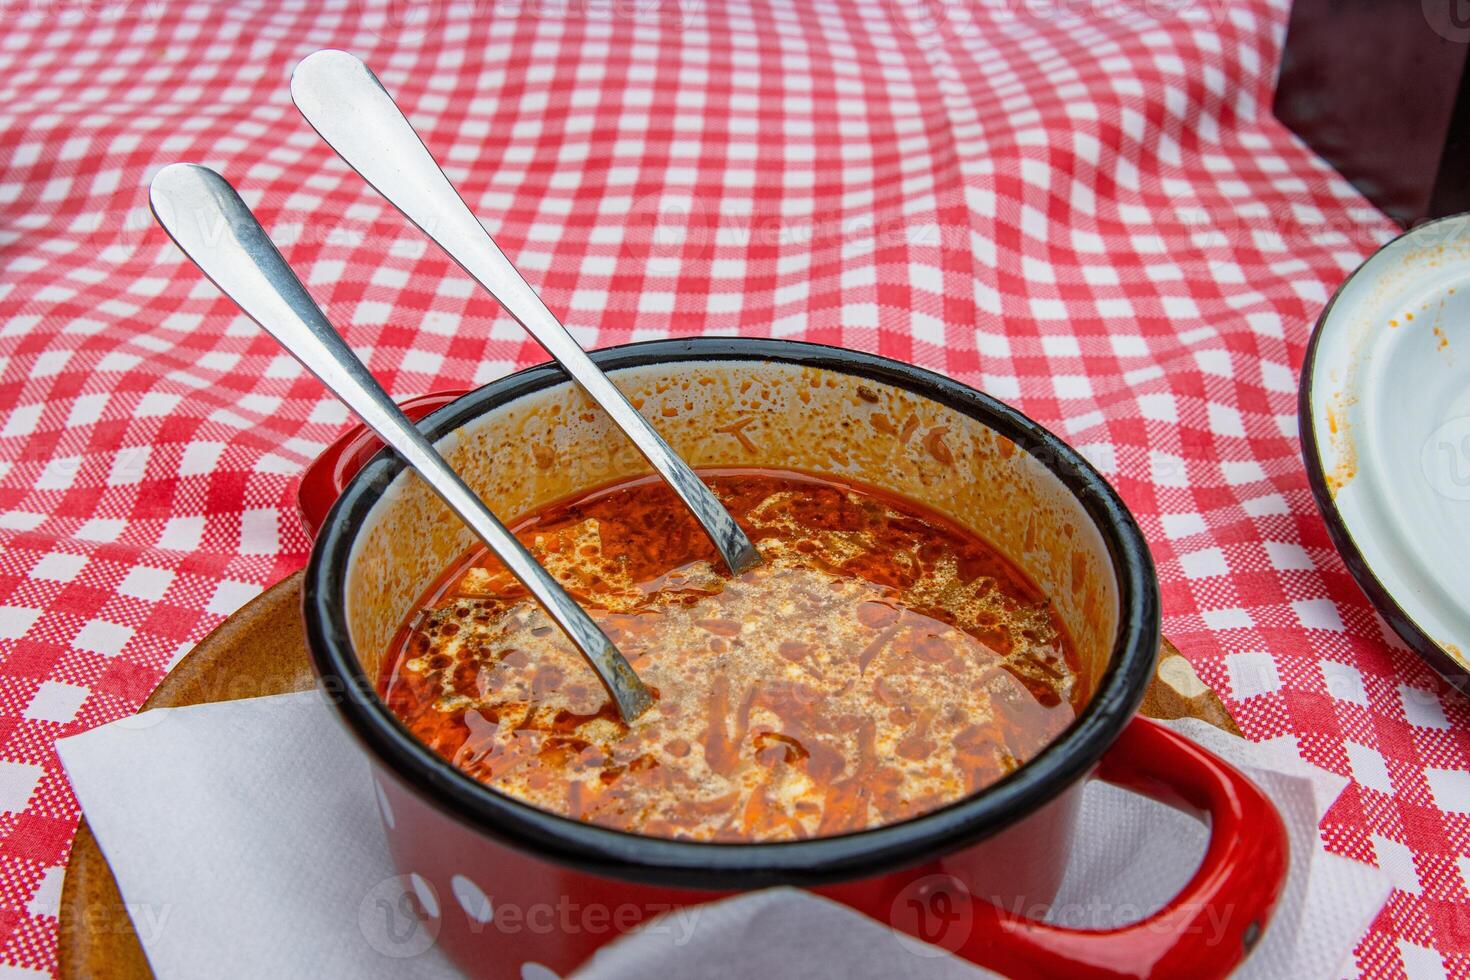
top-left (380, 469), bottom-right (1082, 842)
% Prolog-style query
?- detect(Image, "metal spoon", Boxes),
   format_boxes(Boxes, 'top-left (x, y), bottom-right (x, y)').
top-left (290, 48), bottom-right (761, 577)
top-left (148, 163), bottom-right (653, 723)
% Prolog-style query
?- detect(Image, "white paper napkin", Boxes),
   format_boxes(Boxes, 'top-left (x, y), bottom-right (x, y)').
top-left (57, 693), bottom-right (1390, 979)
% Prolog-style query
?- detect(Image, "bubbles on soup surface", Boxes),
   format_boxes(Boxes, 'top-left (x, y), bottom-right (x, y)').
top-left (382, 471), bottom-right (1080, 842)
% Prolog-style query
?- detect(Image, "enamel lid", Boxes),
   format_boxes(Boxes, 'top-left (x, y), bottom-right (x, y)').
top-left (1301, 215), bottom-right (1470, 681)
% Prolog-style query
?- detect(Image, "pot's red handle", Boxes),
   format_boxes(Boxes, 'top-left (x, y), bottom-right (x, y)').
top-left (886, 716), bottom-right (1289, 979)
top-left (297, 390), bottom-right (470, 539)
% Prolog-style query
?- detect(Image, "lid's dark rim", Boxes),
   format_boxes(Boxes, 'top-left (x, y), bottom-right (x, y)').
top-left (304, 338), bottom-right (1161, 889)
top-left (1299, 216), bottom-right (1470, 689)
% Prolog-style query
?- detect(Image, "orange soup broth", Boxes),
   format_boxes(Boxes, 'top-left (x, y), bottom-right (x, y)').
top-left (380, 468), bottom-right (1084, 843)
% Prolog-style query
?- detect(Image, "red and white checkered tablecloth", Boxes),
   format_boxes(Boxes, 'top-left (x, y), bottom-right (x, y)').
top-left (0, 0), bottom-right (1463, 975)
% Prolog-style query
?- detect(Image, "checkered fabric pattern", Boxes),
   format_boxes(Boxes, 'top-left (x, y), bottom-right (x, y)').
top-left (0, 0), bottom-right (1462, 975)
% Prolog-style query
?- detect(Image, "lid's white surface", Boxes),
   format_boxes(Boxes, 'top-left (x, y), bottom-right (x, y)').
top-left (1304, 216), bottom-right (1470, 673)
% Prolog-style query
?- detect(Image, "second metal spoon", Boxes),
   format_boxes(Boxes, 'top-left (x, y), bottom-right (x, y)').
top-left (149, 162), bottom-right (653, 723)
top-left (290, 49), bottom-right (761, 577)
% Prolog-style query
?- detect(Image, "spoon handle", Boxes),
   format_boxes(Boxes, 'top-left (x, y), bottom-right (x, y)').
top-left (290, 49), bottom-right (760, 576)
top-left (148, 163), bottom-right (653, 722)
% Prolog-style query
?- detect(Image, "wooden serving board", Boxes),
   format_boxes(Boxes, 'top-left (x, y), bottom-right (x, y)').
top-left (56, 570), bottom-right (1236, 979)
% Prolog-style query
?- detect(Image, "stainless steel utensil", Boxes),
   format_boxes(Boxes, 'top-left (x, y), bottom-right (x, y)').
top-left (290, 48), bottom-right (761, 576)
top-left (149, 162), bottom-right (653, 722)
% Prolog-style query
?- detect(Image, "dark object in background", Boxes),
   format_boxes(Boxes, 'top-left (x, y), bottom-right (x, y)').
top-left (1274, 0), bottom-right (1470, 227)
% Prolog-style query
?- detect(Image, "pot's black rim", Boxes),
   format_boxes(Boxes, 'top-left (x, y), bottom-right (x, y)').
top-left (304, 338), bottom-right (1161, 889)
top-left (1298, 217), bottom-right (1470, 689)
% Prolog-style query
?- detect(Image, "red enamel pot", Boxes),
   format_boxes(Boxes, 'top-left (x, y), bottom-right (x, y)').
top-left (299, 339), bottom-right (1288, 979)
